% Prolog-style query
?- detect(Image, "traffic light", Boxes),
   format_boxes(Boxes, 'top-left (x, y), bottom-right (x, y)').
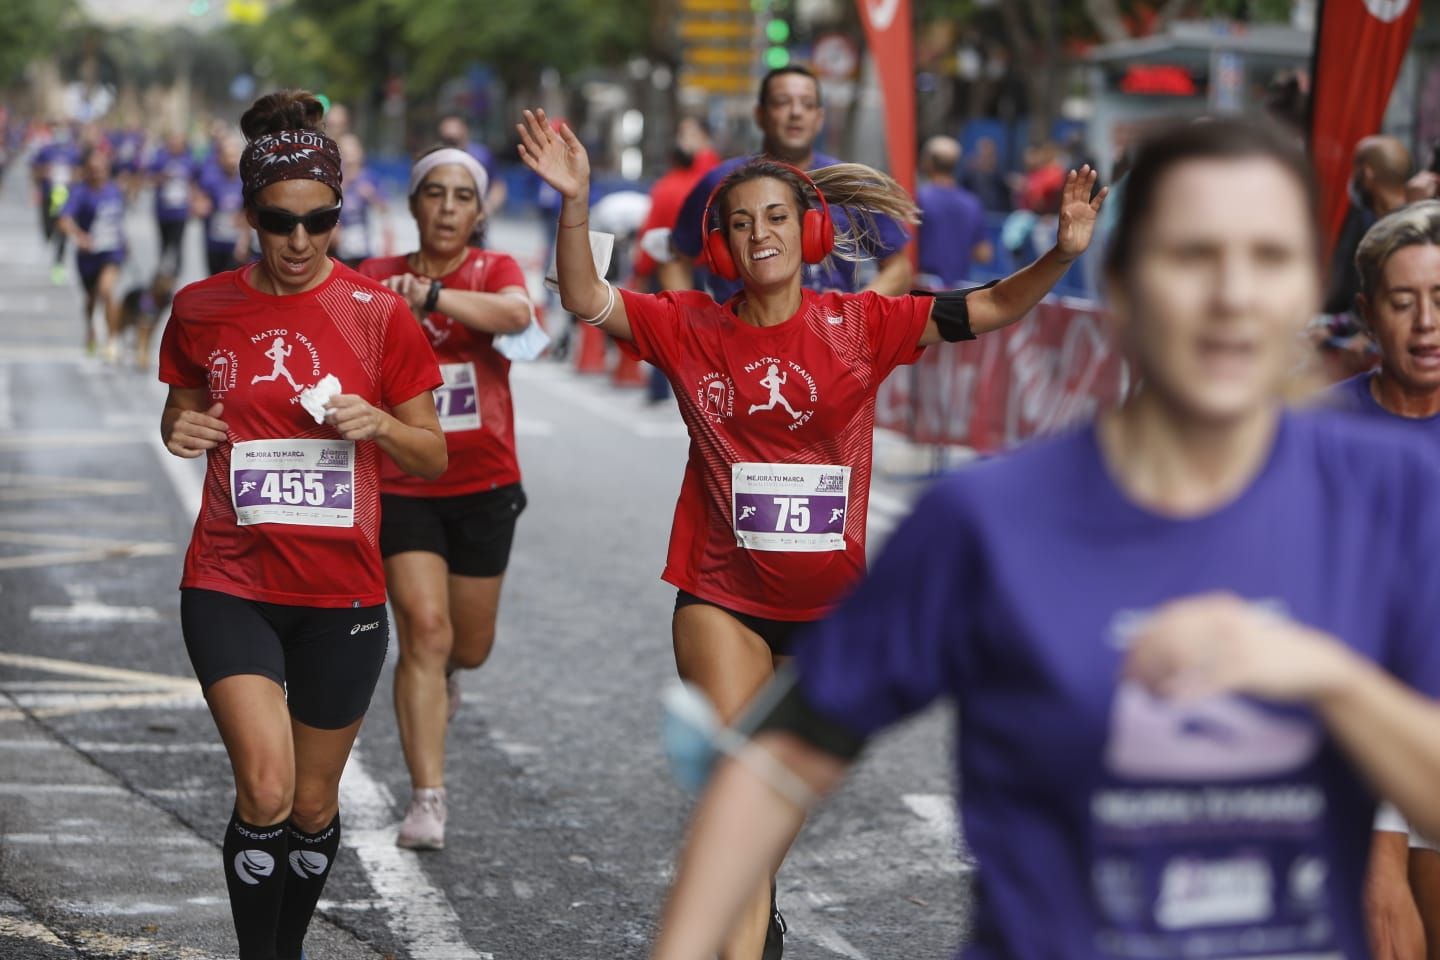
top-left (187, 0), bottom-right (210, 16)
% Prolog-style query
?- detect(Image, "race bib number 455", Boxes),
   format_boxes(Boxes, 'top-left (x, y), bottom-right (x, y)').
top-left (231, 439), bottom-right (356, 528)
top-left (732, 462), bottom-right (850, 552)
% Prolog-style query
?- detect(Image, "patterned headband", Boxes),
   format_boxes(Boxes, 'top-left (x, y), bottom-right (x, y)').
top-left (239, 130), bottom-right (343, 205)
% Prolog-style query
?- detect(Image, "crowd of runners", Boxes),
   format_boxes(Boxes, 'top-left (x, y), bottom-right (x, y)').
top-left (11, 60), bottom-right (1440, 960)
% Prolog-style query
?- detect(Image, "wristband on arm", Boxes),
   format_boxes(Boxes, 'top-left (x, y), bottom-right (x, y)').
top-left (423, 279), bottom-right (443, 313)
top-left (910, 278), bottom-right (1000, 343)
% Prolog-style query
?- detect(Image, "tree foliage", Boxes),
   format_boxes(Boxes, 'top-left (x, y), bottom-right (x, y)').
top-left (0, 0), bottom-right (81, 88)
top-left (226, 0), bottom-right (659, 108)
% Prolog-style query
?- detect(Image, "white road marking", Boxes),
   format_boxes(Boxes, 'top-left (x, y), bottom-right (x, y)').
top-left (341, 751), bottom-right (493, 959)
top-left (0, 473), bottom-right (148, 500)
top-left (0, 737), bottom-right (224, 753)
top-left (0, 916), bottom-right (67, 946)
top-left (2, 832), bottom-right (202, 847)
top-left (0, 652), bottom-right (203, 718)
top-left (0, 783), bottom-right (128, 796)
top-left (0, 430), bottom-right (146, 449)
top-left (774, 889), bottom-right (870, 960)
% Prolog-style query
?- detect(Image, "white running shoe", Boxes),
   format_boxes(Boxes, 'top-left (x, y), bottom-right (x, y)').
top-left (396, 787), bottom-right (447, 850)
top-left (446, 671), bottom-right (461, 723)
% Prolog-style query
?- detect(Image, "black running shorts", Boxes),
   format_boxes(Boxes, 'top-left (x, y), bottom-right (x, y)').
top-left (180, 588), bottom-right (389, 730)
top-left (673, 590), bottom-right (813, 657)
top-left (380, 484), bottom-right (526, 578)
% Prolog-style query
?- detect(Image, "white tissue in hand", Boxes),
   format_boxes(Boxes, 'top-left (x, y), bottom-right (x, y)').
top-left (300, 374), bottom-right (342, 424)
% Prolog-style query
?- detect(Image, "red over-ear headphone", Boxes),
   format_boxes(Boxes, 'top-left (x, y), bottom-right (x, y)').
top-left (700, 162), bottom-right (835, 281)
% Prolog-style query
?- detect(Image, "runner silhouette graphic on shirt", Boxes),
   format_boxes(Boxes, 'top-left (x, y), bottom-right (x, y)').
top-left (748, 363), bottom-right (802, 419)
top-left (251, 337), bottom-right (301, 390)
top-left (829, 507), bottom-right (845, 524)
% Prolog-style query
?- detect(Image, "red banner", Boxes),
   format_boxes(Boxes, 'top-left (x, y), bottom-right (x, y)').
top-left (875, 299), bottom-right (1129, 452)
top-left (855, 0), bottom-right (916, 199)
top-left (1310, 0), bottom-right (1420, 256)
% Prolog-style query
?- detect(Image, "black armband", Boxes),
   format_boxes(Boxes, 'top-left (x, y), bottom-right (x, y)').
top-left (423, 279), bottom-right (443, 313)
top-left (911, 278), bottom-right (1000, 343)
top-left (739, 665), bottom-right (868, 762)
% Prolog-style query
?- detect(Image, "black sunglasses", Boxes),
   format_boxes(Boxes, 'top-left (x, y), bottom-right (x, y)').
top-left (253, 203), bottom-right (343, 236)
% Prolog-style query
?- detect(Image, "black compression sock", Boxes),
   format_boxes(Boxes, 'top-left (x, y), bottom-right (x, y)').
top-left (274, 813), bottom-right (342, 960)
top-left (223, 811), bottom-right (288, 960)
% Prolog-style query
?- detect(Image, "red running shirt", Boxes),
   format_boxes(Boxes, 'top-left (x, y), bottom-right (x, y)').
top-left (618, 288), bottom-right (930, 621)
top-left (158, 261), bottom-right (442, 607)
top-left (356, 249), bottom-right (527, 497)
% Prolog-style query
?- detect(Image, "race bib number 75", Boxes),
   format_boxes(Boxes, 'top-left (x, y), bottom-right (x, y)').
top-left (732, 462), bottom-right (850, 552)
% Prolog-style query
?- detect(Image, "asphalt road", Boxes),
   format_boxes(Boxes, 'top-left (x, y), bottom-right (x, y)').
top-left (0, 167), bottom-right (969, 960)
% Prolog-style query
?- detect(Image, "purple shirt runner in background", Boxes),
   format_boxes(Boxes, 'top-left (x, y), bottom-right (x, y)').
top-left (335, 169), bottom-right (380, 262)
top-left (198, 166), bottom-right (245, 253)
top-left (671, 151), bottom-right (912, 302)
top-left (916, 182), bottom-right (987, 288)
top-left (1324, 372), bottom-right (1440, 453)
top-left (149, 148), bottom-right (197, 223)
top-left (791, 411), bottom-right (1440, 960)
top-left (60, 181), bottom-right (127, 277)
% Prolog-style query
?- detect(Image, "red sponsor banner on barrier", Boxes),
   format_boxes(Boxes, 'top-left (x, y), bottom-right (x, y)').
top-left (1310, 0), bottom-right (1420, 256)
top-left (876, 299), bottom-right (1129, 451)
top-left (856, 0), bottom-right (916, 200)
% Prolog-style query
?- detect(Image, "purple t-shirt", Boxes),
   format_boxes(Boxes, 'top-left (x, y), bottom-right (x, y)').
top-left (793, 411), bottom-right (1440, 960)
top-left (60, 181), bottom-right (127, 273)
top-left (148, 147), bottom-right (197, 223)
top-left (335, 169), bottom-right (380, 261)
top-left (917, 182), bottom-right (986, 287)
top-left (197, 166), bottom-right (245, 252)
top-left (672, 151), bottom-right (912, 302)
top-left (31, 141), bottom-right (80, 192)
top-left (1325, 373), bottom-right (1440, 452)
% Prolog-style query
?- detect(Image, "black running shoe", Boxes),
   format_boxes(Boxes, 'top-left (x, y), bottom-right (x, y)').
top-left (762, 894), bottom-right (786, 960)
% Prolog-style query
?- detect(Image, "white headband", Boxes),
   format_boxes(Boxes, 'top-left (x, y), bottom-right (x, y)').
top-left (409, 148), bottom-right (489, 205)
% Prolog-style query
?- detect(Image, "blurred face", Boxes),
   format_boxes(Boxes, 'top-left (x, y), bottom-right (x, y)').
top-left (219, 136), bottom-right (242, 174)
top-left (411, 164), bottom-right (483, 257)
top-left (1108, 157), bottom-right (1319, 425)
top-left (755, 74), bottom-right (823, 163)
top-left (1361, 243), bottom-right (1440, 394)
top-left (722, 176), bottom-right (804, 292)
top-left (166, 132), bottom-right (187, 155)
top-left (438, 117), bottom-right (467, 148)
top-left (339, 134), bottom-right (364, 173)
top-left (84, 150), bottom-right (111, 184)
top-left (248, 179), bottom-right (339, 295)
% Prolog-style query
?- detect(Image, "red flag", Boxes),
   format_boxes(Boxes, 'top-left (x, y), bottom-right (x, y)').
top-left (855, 0), bottom-right (916, 200)
top-left (1310, 0), bottom-right (1420, 255)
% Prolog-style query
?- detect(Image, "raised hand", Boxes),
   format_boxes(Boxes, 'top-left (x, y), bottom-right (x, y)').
top-left (515, 108), bottom-right (590, 201)
top-left (1055, 165), bottom-right (1109, 262)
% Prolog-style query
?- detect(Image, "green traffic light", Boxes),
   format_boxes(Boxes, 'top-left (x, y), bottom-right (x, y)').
top-left (765, 18), bottom-right (790, 43)
top-left (764, 47), bottom-right (790, 69)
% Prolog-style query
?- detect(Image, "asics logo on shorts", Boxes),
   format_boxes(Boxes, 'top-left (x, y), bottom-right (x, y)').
top-left (350, 620), bottom-right (381, 635)
top-left (233, 849), bottom-right (276, 885)
top-left (289, 849), bottom-right (330, 878)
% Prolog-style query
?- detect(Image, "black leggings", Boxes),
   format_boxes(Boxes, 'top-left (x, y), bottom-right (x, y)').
top-left (181, 589), bottom-right (388, 729)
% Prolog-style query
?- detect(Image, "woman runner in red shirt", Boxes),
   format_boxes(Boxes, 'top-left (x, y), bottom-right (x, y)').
top-left (158, 90), bottom-right (447, 960)
top-left (357, 146), bottom-right (534, 850)
top-left (518, 107), bottom-right (1105, 959)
